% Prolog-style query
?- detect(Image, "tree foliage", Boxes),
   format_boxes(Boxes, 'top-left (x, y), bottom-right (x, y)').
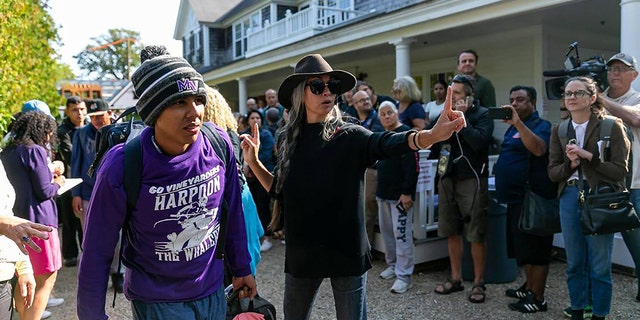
top-left (0, 0), bottom-right (66, 134)
top-left (74, 29), bottom-right (143, 80)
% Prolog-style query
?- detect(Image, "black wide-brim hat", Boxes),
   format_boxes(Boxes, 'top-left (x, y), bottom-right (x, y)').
top-left (278, 54), bottom-right (356, 110)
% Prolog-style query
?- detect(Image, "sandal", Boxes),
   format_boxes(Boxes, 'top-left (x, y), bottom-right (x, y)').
top-left (468, 283), bottom-right (486, 303)
top-left (434, 277), bottom-right (464, 295)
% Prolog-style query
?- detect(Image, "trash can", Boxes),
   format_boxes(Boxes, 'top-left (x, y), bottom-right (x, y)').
top-left (461, 192), bottom-right (518, 283)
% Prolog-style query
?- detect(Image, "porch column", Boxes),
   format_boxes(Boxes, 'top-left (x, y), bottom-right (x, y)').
top-left (389, 38), bottom-right (416, 78)
top-left (620, 0), bottom-right (640, 89)
top-left (237, 77), bottom-right (247, 114)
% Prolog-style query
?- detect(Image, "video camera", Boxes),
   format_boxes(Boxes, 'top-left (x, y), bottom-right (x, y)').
top-left (543, 42), bottom-right (608, 100)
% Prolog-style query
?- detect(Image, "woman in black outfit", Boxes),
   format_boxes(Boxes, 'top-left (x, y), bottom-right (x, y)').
top-left (241, 54), bottom-right (465, 320)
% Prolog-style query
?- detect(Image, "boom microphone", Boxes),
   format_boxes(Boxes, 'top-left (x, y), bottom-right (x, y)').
top-left (543, 69), bottom-right (568, 77)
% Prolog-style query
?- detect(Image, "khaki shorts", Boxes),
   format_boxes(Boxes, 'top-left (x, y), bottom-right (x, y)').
top-left (437, 176), bottom-right (489, 242)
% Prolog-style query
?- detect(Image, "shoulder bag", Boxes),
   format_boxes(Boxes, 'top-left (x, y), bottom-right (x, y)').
top-left (578, 166), bottom-right (640, 235)
top-left (519, 187), bottom-right (561, 236)
top-left (518, 141), bottom-right (561, 236)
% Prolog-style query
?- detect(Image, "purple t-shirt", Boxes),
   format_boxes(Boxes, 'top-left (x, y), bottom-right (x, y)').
top-left (77, 126), bottom-right (250, 319)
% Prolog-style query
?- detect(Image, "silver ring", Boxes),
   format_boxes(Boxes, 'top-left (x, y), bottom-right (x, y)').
top-left (21, 236), bottom-right (30, 242)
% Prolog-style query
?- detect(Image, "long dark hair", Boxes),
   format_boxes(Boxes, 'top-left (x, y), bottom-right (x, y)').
top-left (269, 80), bottom-right (343, 230)
top-left (4, 111), bottom-right (58, 150)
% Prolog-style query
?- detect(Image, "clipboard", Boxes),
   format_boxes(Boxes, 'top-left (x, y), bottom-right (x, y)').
top-left (57, 178), bottom-right (82, 195)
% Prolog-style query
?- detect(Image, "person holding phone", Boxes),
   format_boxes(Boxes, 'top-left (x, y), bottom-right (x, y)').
top-left (375, 101), bottom-right (419, 294)
top-left (494, 86), bottom-right (554, 313)
top-left (432, 74), bottom-right (494, 304)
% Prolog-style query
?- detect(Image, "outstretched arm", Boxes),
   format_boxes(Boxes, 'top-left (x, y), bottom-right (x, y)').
top-left (0, 216), bottom-right (52, 254)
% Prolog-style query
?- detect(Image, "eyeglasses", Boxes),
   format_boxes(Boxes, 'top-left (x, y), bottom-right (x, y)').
top-left (355, 97), bottom-right (371, 104)
top-left (607, 66), bottom-right (635, 73)
top-left (561, 90), bottom-right (590, 99)
top-left (306, 79), bottom-right (341, 95)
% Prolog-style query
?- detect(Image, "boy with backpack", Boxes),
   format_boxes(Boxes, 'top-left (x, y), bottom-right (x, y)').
top-left (77, 45), bottom-right (256, 319)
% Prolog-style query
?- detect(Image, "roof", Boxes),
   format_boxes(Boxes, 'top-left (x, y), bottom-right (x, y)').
top-left (188, 0), bottom-right (245, 23)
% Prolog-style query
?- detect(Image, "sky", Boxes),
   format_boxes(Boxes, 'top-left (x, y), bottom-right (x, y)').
top-left (47, 0), bottom-right (183, 78)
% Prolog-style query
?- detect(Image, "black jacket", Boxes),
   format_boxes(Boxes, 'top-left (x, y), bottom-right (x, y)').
top-left (56, 117), bottom-right (82, 178)
top-left (437, 100), bottom-right (494, 179)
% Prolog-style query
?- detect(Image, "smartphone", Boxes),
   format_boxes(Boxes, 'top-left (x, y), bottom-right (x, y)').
top-left (395, 203), bottom-right (406, 214)
top-left (487, 107), bottom-right (513, 120)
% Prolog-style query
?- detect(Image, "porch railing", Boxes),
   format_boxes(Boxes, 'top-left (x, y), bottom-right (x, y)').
top-left (246, 5), bottom-right (369, 55)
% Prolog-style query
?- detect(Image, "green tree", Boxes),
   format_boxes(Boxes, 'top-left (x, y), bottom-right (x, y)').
top-left (0, 0), bottom-right (66, 134)
top-left (74, 29), bottom-right (142, 80)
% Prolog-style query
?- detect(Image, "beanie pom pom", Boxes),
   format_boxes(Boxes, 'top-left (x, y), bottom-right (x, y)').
top-left (140, 45), bottom-right (169, 63)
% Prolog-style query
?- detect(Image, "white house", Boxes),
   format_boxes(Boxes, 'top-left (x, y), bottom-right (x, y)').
top-left (174, 0), bottom-right (640, 268)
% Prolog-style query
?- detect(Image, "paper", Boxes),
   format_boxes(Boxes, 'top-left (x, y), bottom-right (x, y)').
top-left (57, 178), bottom-right (82, 195)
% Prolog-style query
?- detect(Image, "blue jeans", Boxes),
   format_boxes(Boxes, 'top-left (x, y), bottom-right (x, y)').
top-left (131, 285), bottom-right (225, 320)
top-left (560, 185), bottom-right (613, 317)
top-left (283, 273), bottom-right (367, 320)
top-left (625, 189), bottom-right (640, 298)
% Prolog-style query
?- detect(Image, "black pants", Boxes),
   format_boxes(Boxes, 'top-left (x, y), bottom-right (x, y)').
top-left (57, 192), bottom-right (83, 259)
top-left (247, 177), bottom-right (272, 236)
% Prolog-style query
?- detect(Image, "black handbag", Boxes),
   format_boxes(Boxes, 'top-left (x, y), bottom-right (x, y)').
top-left (519, 188), bottom-right (561, 236)
top-left (518, 151), bottom-right (561, 236)
top-left (578, 167), bottom-right (640, 235)
top-left (225, 285), bottom-right (276, 320)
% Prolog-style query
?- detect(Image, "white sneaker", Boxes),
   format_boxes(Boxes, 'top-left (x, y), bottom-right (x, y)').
top-left (46, 297), bottom-right (64, 308)
top-left (379, 266), bottom-right (396, 280)
top-left (260, 239), bottom-right (273, 252)
top-left (41, 310), bottom-right (52, 319)
top-left (390, 279), bottom-right (412, 294)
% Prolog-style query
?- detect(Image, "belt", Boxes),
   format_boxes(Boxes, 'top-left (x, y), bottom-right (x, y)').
top-left (567, 179), bottom-right (578, 186)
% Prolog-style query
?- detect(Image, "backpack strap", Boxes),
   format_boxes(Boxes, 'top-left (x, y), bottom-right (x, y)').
top-left (557, 118), bottom-right (570, 148)
top-left (111, 135), bottom-right (142, 307)
top-left (599, 116), bottom-right (615, 141)
top-left (200, 122), bottom-right (231, 260)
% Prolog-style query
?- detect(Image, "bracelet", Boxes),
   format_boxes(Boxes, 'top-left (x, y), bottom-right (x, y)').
top-left (412, 131), bottom-right (421, 150)
top-left (413, 131), bottom-right (429, 150)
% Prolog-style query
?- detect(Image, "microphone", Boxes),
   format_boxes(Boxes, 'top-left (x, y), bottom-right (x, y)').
top-left (543, 69), bottom-right (568, 77)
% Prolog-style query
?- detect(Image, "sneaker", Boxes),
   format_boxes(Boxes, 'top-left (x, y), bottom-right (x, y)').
top-left (508, 292), bottom-right (547, 313)
top-left (563, 305), bottom-right (592, 319)
top-left (41, 310), bottom-right (52, 319)
top-left (46, 297), bottom-right (64, 308)
top-left (63, 257), bottom-right (78, 267)
top-left (379, 266), bottom-right (396, 280)
top-left (390, 279), bottom-right (412, 294)
top-left (260, 239), bottom-right (272, 252)
top-left (505, 282), bottom-right (528, 299)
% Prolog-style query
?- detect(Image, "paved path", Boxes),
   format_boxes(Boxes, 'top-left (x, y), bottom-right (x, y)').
top-left (38, 242), bottom-right (640, 319)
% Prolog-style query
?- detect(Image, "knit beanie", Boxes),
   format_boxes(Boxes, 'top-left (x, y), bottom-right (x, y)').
top-left (131, 45), bottom-right (206, 126)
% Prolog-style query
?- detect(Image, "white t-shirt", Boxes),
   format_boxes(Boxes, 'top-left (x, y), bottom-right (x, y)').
top-left (423, 100), bottom-right (445, 123)
top-left (604, 87), bottom-right (640, 188)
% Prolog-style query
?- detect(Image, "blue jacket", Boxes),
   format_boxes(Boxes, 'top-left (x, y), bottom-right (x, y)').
top-left (71, 123), bottom-right (98, 199)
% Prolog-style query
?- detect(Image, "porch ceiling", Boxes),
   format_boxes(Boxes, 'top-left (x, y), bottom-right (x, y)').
top-left (206, 0), bottom-right (619, 86)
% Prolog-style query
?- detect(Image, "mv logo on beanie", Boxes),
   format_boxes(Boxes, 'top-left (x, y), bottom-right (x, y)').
top-left (177, 79), bottom-right (198, 92)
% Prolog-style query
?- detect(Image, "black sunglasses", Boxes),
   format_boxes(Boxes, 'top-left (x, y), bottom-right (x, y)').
top-left (306, 79), bottom-right (341, 95)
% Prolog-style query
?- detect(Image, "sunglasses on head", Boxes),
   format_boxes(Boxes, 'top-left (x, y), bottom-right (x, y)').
top-left (306, 79), bottom-right (341, 95)
top-left (452, 74), bottom-right (472, 85)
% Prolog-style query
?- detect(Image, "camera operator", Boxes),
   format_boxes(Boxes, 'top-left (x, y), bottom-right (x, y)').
top-left (599, 52), bottom-right (640, 304)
